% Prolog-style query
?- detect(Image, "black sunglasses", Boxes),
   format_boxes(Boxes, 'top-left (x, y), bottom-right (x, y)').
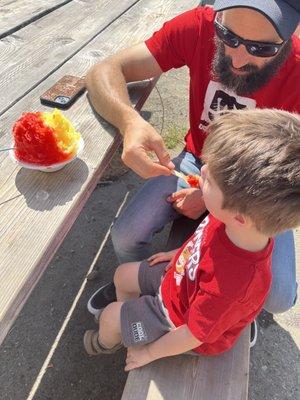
top-left (214, 20), bottom-right (285, 58)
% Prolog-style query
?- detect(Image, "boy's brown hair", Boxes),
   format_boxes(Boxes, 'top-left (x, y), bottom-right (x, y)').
top-left (202, 109), bottom-right (300, 236)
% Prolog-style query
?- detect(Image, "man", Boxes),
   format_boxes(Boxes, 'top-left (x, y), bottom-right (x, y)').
top-left (86, 0), bottom-right (299, 339)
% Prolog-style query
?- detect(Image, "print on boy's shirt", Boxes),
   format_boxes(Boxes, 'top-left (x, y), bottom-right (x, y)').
top-left (199, 81), bottom-right (257, 129)
top-left (174, 217), bottom-right (209, 286)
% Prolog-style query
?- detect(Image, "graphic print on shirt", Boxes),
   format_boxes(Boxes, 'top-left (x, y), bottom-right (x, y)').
top-left (199, 81), bottom-right (256, 130)
top-left (174, 217), bottom-right (210, 285)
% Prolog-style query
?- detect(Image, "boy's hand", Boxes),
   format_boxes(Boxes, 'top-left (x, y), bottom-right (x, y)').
top-left (125, 345), bottom-right (154, 371)
top-left (167, 188), bottom-right (205, 220)
top-left (125, 326), bottom-right (202, 371)
top-left (147, 249), bottom-right (178, 266)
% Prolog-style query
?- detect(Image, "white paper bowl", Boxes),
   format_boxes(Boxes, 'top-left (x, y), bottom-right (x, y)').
top-left (9, 137), bottom-right (84, 172)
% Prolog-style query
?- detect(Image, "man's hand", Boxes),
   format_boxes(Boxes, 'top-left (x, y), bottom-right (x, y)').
top-left (167, 188), bottom-right (206, 220)
top-left (122, 118), bottom-right (175, 179)
top-left (125, 345), bottom-right (154, 371)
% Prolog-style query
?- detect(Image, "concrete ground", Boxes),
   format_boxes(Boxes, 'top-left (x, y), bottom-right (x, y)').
top-left (0, 68), bottom-right (299, 400)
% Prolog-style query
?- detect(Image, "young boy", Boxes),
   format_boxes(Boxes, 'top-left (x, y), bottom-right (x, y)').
top-left (84, 109), bottom-right (300, 371)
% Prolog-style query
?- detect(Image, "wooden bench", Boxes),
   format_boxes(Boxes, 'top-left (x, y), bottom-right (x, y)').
top-left (122, 216), bottom-right (250, 400)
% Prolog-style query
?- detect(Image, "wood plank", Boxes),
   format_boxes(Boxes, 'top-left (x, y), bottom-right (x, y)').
top-left (122, 327), bottom-right (250, 400)
top-left (0, 0), bottom-right (73, 39)
top-left (0, 0), bottom-right (141, 115)
top-left (0, 0), bottom-right (198, 345)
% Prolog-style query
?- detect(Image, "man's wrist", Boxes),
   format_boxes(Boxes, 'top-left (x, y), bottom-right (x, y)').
top-left (119, 110), bottom-right (143, 136)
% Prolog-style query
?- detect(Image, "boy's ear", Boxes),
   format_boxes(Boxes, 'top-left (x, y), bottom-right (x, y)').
top-left (234, 214), bottom-right (246, 226)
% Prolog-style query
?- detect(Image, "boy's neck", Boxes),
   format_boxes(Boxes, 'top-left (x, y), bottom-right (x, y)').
top-left (225, 223), bottom-right (269, 253)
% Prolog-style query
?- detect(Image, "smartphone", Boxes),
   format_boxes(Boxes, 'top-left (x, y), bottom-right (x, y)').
top-left (40, 75), bottom-right (86, 109)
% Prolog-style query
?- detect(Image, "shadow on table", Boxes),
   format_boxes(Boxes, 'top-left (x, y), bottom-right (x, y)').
top-left (14, 158), bottom-right (89, 211)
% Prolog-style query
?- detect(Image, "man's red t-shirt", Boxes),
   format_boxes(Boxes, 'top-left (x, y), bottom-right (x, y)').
top-left (160, 215), bottom-right (273, 355)
top-left (145, 6), bottom-right (300, 157)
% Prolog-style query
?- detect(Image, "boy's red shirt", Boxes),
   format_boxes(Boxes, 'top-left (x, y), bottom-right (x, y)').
top-left (160, 215), bottom-right (273, 355)
top-left (145, 6), bottom-right (300, 158)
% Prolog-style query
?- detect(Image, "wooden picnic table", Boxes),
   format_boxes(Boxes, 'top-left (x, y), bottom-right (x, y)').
top-left (0, 0), bottom-right (198, 346)
top-left (0, 1), bottom-right (250, 399)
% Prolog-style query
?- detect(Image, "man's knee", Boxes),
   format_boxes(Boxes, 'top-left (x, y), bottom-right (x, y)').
top-left (111, 220), bottom-right (124, 248)
top-left (111, 219), bottom-right (153, 263)
top-left (111, 220), bottom-right (136, 255)
top-left (264, 288), bottom-right (297, 314)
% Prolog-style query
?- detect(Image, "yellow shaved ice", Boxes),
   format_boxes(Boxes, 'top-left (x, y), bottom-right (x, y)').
top-left (42, 109), bottom-right (81, 155)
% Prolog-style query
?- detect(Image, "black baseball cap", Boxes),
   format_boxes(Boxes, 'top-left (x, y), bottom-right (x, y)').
top-left (214, 0), bottom-right (300, 40)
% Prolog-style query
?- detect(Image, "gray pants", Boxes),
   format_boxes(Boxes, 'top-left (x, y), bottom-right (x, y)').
top-left (120, 261), bottom-right (174, 347)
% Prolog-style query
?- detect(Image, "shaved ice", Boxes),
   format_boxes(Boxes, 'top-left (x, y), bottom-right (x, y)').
top-left (13, 109), bottom-right (81, 165)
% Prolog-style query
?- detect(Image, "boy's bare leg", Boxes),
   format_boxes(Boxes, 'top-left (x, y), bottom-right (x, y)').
top-left (95, 261), bottom-right (141, 349)
top-left (113, 261), bottom-right (141, 301)
top-left (98, 301), bottom-right (123, 348)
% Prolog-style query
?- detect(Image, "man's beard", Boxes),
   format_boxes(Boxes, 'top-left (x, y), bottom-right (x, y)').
top-left (212, 38), bottom-right (291, 96)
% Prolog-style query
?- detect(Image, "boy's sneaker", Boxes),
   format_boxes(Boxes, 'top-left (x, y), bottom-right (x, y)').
top-left (87, 282), bottom-right (117, 317)
top-left (250, 320), bottom-right (258, 348)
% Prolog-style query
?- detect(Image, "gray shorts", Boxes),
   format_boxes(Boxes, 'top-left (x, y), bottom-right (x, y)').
top-left (120, 260), bottom-right (174, 347)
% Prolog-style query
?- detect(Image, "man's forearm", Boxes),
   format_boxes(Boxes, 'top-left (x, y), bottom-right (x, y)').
top-left (86, 61), bottom-right (142, 134)
top-left (147, 325), bottom-right (202, 361)
top-left (85, 44), bottom-right (172, 178)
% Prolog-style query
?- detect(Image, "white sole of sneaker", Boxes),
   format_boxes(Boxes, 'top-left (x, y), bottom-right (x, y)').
top-left (250, 320), bottom-right (258, 348)
top-left (87, 283), bottom-right (109, 316)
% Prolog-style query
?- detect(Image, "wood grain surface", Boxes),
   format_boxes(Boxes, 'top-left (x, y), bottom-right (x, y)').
top-left (0, 0), bottom-right (74, 39)
top-left (0, 0), bottom-right (141, 115)
top-left (122, 327), bottom-right (250, 400)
